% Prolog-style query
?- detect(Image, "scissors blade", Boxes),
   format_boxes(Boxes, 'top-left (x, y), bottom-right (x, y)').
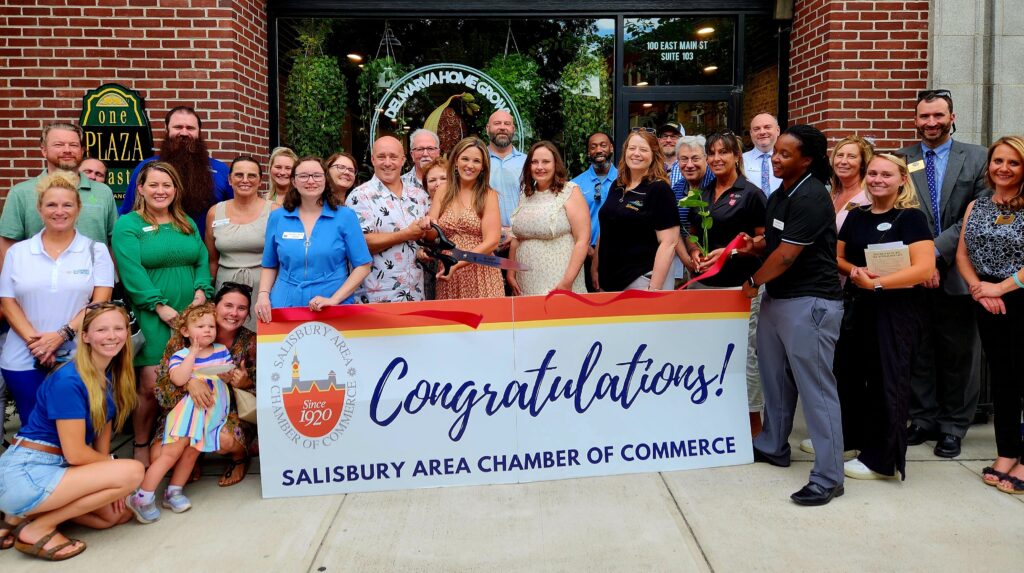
top-left (451, 249), bottom-right (529, 271)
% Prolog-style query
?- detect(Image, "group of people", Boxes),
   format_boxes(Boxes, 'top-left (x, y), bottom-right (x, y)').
top-left (0, 87), bottom-right (1021, 561)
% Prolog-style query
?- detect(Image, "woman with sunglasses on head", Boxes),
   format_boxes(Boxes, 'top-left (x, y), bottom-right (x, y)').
top-left (956, 135), bottom-right (1024, 494)
top-left (593, 128), bottom-right (679, 291)
top-left (0, 303), bottom-right (142, 561)
top-left (112, 162), bottom-right (214, 467)
top-left (205, 156), bottom-right (278, 331)
top-left (266, 147), bottom-right (298, 205)
top-left (326, 152), bottom-right (360, 204)
top-left (255, 156), bottom-right (371, 322)
top-left (0, 172), bottom-right (114, 428)
top-left (153, 282), bottom-right (257, 487)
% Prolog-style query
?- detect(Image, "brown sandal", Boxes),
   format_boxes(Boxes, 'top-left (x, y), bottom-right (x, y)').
top-left (218, 454), bottom-right (251, 487)
top-left (13, 525), bottom-right (86, 561)
top-left (0, 512), bottom-right (18, 550)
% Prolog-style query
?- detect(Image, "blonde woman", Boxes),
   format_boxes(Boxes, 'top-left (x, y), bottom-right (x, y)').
top-left (0, 303), bottom-right (143, 561)
top-left (956, 135), bottom-right (1024, 493)
top-left (835, 154), bottom-right (935, 480)
top-left (830, 135), bottom-right (874, 230)
top-left (112, 162), bottom-right (214, 465)
top-left (266, 147), bottom-right (298, 205)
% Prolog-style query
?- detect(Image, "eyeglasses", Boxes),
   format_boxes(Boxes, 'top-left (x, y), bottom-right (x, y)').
top-left (630, 127), bottom-right (656, 134)
top-left (329, 164), bottom-right (356, 175)
top-left (294, 173), bottom-right (325, 182)
top-left (411, 146), bottom-right (440, 154)
top-left (221, 281), bottom-right (253, 295)
top-left (658, 132), bottom-right (680, 139)
top-left (917, 89), bottom-right (952, 101)
top-left (593, 181), bottom-right (603, 204)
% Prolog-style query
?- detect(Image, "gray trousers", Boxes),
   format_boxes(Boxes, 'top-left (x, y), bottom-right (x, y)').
top-left (753, 294), bottom-right (845, 488)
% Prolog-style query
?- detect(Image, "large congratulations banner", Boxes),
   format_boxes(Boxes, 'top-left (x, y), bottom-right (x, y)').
top-left (256, 290), bottom-right (753, 499)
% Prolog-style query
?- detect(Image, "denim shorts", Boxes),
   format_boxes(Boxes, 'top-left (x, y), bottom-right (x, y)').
top-left (0, 439), bottom-right (68, 517)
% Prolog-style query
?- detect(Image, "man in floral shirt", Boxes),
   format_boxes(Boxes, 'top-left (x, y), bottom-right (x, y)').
top-left (346, 135), bottom-right (431, 302)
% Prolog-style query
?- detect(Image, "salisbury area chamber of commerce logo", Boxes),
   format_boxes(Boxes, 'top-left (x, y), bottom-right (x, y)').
top-left (270, 322), bottom-right (357, 450)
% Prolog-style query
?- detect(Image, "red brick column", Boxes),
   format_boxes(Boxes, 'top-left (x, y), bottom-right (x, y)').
top-left (0, 0), bottom-right (269, 195)
top-left (788, 0), bottom-right (930, 150)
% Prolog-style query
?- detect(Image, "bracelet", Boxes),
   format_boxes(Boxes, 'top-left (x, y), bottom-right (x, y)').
top-left (1013, 272), bottom-right (1024, 290)
top-left (58, 324), bottom-right (76, 342)
top-left (258, 290), bottom-right (270, 294)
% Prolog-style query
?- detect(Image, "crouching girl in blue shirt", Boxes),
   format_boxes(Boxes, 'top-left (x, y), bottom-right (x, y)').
top-left (0, 303), bottom-right (143, 561)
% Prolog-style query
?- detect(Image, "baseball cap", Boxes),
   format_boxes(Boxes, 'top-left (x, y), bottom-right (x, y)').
top-left (657, 122), bottom-right (684, 137)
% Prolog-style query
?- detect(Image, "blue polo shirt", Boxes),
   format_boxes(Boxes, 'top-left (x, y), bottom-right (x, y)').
top-left (120, 156), bottom-right (232, 237)
top-left (18, 362), bottom-right (115, 446)
top-left (570, 164), bottom-right (618, 246)
top-left (488, 147), bottom-right (527, 227)
top-left (262, 203), bottom-right (372, 308)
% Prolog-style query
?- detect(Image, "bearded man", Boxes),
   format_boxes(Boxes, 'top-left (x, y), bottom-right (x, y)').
top-left (120, 106), bottom-right (231, 238)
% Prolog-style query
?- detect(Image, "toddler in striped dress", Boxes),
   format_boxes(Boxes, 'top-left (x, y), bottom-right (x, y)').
top-left (126, 303), bottom-right (231, 523)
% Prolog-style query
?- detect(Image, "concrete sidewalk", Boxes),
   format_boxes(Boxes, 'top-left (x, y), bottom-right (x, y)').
top-left (2, 415), bottom-right (1021, 572)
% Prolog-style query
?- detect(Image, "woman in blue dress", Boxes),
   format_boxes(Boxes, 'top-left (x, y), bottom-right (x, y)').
top-left (254, 156), bottom-right (371, 322)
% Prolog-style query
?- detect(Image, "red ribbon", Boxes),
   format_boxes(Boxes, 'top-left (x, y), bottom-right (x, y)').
top-left (544, 288), bottom-right (672, 309)
top-left (270, 304), bottom-right (483, 329)
top-left (679, 233), bottom-right (750, 290)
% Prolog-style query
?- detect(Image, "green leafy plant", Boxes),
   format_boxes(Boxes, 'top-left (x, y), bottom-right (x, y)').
top-left (357, 57), bottom-right (412, 140)
top-left (480, 53), bottom-right (541, 139)
top-left (679, 188), bottom-right (712, 255)
top-left (560, 46), bottom-right (612, 175)
top-left (283, 20), bottom-right (347, 157)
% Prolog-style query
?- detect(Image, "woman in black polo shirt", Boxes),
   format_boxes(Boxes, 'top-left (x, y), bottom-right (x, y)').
top-left (837, 154), bottom-right (934, 480)
top-left (594, 129), bottom-right (679, 291)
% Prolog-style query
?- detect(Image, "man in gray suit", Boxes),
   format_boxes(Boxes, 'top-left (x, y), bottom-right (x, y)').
top-left (897, 89), bottom-right (988, 458)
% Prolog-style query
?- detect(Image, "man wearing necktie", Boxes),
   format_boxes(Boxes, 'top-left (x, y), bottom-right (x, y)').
top-left (742, 113), bottom-right (782, 196)
top-left (897, 90), bottom-right (988, 458)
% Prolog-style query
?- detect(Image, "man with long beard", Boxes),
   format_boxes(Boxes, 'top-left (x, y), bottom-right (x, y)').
top-left (120, 106), bottom-right (231, 238)
top-left (0, 122), bottom-right (118, 260)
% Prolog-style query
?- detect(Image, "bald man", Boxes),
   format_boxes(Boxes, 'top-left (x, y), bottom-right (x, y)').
top-left (486, 110), bottom-right (527, 249)
top-left (346, 135), bottom-right (431, 302)
top-left (742, 113), bottom-right (782, 196)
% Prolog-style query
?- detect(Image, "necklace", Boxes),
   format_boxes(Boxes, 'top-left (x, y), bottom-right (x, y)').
top-left (619, 186), bottom-right (647, 203)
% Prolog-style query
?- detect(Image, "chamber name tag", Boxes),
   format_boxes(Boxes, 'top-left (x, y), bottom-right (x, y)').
top-left (907, 160), bottom-right (925, 173)
top-left (141, 225), bottom-right (156, 232)
top-left (995, 213), bottom-right (1016, 225)
top-left (211, 218), bottom-right (231, 228)
top-left (877, 222), bottom-right (893, 231)
top-left (282, 232), bottom-right (305, 240)
top-left (772, 218), bottom-right (785, 230)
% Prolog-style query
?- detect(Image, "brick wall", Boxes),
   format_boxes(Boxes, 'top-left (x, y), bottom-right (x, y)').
top-left (742, 65), bottom-right (779, 136)
top-left (0, 0), bottom-right (269, 197)
top-left (788, 0), bottom-right (930, 151)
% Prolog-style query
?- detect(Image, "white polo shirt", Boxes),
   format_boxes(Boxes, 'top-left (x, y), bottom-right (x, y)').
top-left (0, 231), bottom-right (115, 370)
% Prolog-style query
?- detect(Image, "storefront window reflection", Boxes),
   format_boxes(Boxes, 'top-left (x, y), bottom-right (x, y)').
top-left (623, 17), bottom-right (735, 86)
top-left (629, 101), bottom-right (730, 138)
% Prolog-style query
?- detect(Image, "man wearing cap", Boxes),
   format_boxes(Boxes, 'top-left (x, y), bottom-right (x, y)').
top-left (658, 122), bottom-right (684, 185)
top-left (742, 113), bottom-right (782, 196)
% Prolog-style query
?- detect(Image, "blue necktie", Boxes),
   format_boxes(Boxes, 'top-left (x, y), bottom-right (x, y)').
top-left (925, 150), bottom-right (939, 236)
top-left (760, 153), bottom-right (770, 193)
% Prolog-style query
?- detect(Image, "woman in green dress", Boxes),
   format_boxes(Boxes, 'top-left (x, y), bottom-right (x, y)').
top-left (112, 162), bottom-right (213, 466)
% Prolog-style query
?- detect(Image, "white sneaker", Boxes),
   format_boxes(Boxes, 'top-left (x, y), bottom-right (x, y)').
top-left (799, 439), bottom-right (858, 460)
top-left (844, 458), bottom-right (897, 480)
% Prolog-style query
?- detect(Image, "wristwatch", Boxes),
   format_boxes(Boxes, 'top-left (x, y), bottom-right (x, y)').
top-left (747, 276), bottom-right (759, 289)
top-left (873, 280), bottom-right (883, 292)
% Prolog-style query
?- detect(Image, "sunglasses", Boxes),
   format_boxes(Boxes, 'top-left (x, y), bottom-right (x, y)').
top-left (917, 89), bottom-right (952, 102)
top-left (85, 301), bottom-right (126, 311)
top-left (593, 181), bottom-right (603, 204)
top-left (630, 127), bottom-right (656, 134)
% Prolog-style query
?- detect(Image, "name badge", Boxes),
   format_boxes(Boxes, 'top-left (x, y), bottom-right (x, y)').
top-left (877, 222), bottom-right (893, 231)
top-left (282, 232), bottom-right (305, 240)
top-left (907, 160), bottom-right (925, 173)
top-left (772, 218), bottom-right (785, 230)
top-left (141, 225), bottom-right (156, 232)
top-left (995, 213), bottom-right (1016, 225)
top-left (211, 218), bottom-right (231, 228)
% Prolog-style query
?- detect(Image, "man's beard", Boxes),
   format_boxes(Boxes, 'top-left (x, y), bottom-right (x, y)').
top-left (159, 135), bottom-right (214, 217)
top-left (589, 152), bottom-right (609, 167)
top-left (490, 132), bottom-right (512, 149)
top-left (56, 157), bottom-right (80, 171)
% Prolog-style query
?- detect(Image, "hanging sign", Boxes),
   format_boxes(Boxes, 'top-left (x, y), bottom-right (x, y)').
top-left (369, 63), bottom-right (525, 154)
top-left (79, 84), bottom-right (154, 204)
top-left (256, 291), bottom-right (753, 499)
